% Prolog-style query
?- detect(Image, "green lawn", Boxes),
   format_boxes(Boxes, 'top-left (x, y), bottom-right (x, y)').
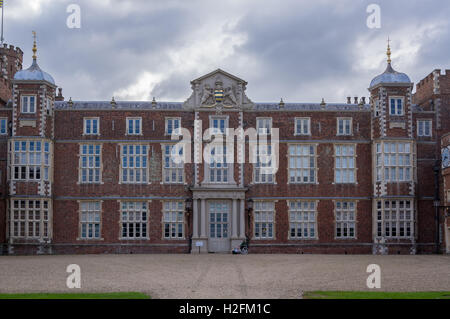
top-left (303, 291), bottom-right (450, 299)
top-left (0, 292), bottom-right (150, 299)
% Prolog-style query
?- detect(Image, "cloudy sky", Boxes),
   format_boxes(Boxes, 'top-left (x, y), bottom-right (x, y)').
top-left (5, 0), bottom-right (450, 103)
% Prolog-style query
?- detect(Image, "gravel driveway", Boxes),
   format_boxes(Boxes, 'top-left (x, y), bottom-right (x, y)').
top-left (0, 254), bottom-right (449, 298)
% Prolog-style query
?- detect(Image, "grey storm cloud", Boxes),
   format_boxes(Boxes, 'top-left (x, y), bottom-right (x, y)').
top-left (5, 0), bottom-right (450, 103)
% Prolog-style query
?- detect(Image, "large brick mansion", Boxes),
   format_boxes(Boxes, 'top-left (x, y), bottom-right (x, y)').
top-left (0, 37), bottom-right (449, 255)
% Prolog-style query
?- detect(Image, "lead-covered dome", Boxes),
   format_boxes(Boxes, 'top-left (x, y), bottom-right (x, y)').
top-left (14, 58), bottom-right (55, 84)
top-left (369, 63), bottom-right (410, 88)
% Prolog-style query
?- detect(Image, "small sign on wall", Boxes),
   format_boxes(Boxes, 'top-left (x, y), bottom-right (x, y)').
top-left (195, 241), bottom-right (203, 247)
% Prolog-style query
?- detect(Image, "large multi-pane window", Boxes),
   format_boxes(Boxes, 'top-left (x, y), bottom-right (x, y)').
top-left (163, 144), bottom-right (184, 183)
top-left (253, 144), bottom-right (274, 183)
top-left (256, 118), bottom-right (272, 135)
top-left (21, 95), bottom-right (36, 113)
top-left (165, 117), bottom-right (181, 135)
top-left (12, 140), bottom-right (50, 181)
top-left (121, 144), bottom-right (148, 184)
top-left (376, 200), bottom-right (414, 238)
top-left (79, 201), bottom-right (101, 239)
top-left (289, 201), bottom-right (317, 239)
top-left (253, 201), bottom-right (275, 239)
top-left (375, 142), bottom-right (412, 182)
top-left (417, 120), bottom-right (432, 137)
top-left (334, 144), bottom-right (356, 183)
top-left (210, 116), bottom-right (227, 135)
top-left (10, 199), bottom-right (50, 239)
top-left (209, 145), bottom-right (228, 183)
top-left (79, 144), bottom-right (101, 183)
top-left (295, 118), bottom-right (310, 135)
top-left (83, 117), bottom-right (99, 135)
top-left (389, 97), bottom-right (404, 115)
top-left (0, 118), bottom-right (7, 135)
top-left (126, 117), bottom-right (142, 135)
top-left (120, 201), bottom-right (148, 239)
top-left (335, 201), bottom-right (356, 238)
top-left (288, 144), bottom-right (316, 183)
top-left (163, 201), bottom-right (184, 239)
top-left (337, 118), bottom-right (352, 135)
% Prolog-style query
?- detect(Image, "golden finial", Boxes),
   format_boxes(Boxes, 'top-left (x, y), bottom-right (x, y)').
top-left (386, 37), bottom-right (391, 64)
top-left (32, 31), bottom-right (37, 60)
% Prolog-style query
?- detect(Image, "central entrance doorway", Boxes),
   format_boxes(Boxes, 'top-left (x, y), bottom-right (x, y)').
top-left (208, 201), bottom-right (231, 252)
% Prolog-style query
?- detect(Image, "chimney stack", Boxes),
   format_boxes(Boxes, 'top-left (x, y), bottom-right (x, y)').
top-left (361, 97), bottom-right (366, 104)
top-left (347, 97), bottom-right (351, 104)
top-left (55, 88), bottom-right (64, 101)
top-left (354, 97), bottom-right (358, 104)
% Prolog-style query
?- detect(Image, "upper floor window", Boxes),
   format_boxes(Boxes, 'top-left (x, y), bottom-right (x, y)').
top-left (0, 118), bottom-right (7, 135)
top-left (288, 144), bottom-right (317, 184)
top-left (79, 144), bottom-right (101, 183)
top-left (417, 120), bottom-right (432, 137)
top-left (334, 144), bottom-right (356, 184)
top-left (390, 97), bottom-right (404, 116)
top-left (121, 144), bottom-right (148, 184)
top-left (165, 117), bottom-right (181, 135)
top-left (21, 95), bottom-right (36, 114)
top-left (375, 142), bottom-right (412, 182)
top-left (12, 140), bottom-right (50, 181)
top-left (337, 118), bottom-right (352, 136)
top-left (253, 143), bottom-right (274, 184)
top-left (256, 118), bottom-right (272, 135)
top-left (84, 118), bottom-right (99, 135)
top-left (295, 118), bottom-right (310, 136)
top-left (126, 117), bottom-right (142, 135)
top-left (210, 116), bottom-right (227, 135)
top-left (209, 145), bottom-right (228, 183)
top-left (163, 144), bottom-right (184, 184)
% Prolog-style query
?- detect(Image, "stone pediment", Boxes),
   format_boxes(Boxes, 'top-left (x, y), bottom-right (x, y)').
top-left (183, 69), bottom-right (254, 110)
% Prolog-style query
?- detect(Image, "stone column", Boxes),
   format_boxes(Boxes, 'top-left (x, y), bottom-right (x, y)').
top-left (200, 199), bottom-right (206, 238)
top-left (193, 199), bottom-right (199, 238)
top-left (239, 199), bottom-right (245, 238)
top-left (232, 199), bottom-right (238, 238)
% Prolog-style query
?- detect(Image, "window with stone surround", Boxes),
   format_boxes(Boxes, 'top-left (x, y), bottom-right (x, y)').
top-left (12, 140), bottom-right (50, 181)
top-left (288, 144), bottom-right (317, 184)
top-left (10, 199), bottom-right (50, 239)
top-left (337, 117), bottom-right (352, 135)
top-left (162, 144), bottom-right (184, 184)
top-left (253, 201), bottom-right (275, 239)
top-left (294, 117), bottom-right (310, 135)
top-left (289, 201), bottom-right (317, 239)
top-left (21, 95), bottom-right (36, 113)
top-left (417, 120), bottom-right (432, 137)
top-left (256, 117), bottom-right (272, 135)
top-left (120, 201), bottom-right (148, 239)
top-left (79, 144), bottom-right (101, 183)
top-left (334, 144), bottom-right (356, 184)
top-left (253, 143), bottom-right (274, 184)
top-left (163, 201), bottom-right (184, 239)
top-left (389, 97), bottom-right (404, 116)
top-left (210, 116), bottom-right (227, 135)
top-left (121, 144), bottom-right (148, 184)
top-left (208, 145), bottom-right (229, 183)
top-left (79, 201), bottom-right (101, 239)
top-left (126, 117), bottom-right (142, 135)
top-left (375, 141), bottom-right (412, 182)
top-left (165, 117), bottom-right (181, 135)
top-left (83, 117), bottom-right (99, 135)
top-left (376, 199), bottom-right (414, 238)
top-left (0, 118), bottom-right (7, 135)
top-left (335, 201), bottom-right (356, 238)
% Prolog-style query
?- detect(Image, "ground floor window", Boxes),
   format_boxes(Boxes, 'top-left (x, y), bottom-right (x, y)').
top-left (335, 201), bottom-right (356, 238)
top-left (10, 199), bottom-right (50, 239)
top-left (80, 201), bottom-right (101, 239)
top-left (163, 201), bottom-right (184, 239)
top-left (376, 199), bottom-right (414, 238)
top-left (289, 201), bottom-right (317, 239)
top-left (121, 201), bottom-right (148, 239)
top-left (253, 201), bottom-right (275, 239)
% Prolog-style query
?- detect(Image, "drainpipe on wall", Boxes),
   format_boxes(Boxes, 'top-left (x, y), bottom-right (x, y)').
top-left (433, 162), bottom-right (441, 254)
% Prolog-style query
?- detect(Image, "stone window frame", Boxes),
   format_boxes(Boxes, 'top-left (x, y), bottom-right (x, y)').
top-left (374, 199), bottom-right (415, 239)
top-left (21, 94), bottom-right (36, 114)
top-left (252, 200), bottom-right (276, 240)
top-left (287, 200), bottom-right (319, 240)
top-left (334, 200), bottom-right (358, 239)
top-left (9, 198), bottom-right (51, 240)
top-left (78, 143), bottom-right (103, 184)
top-left (165, 117), bottom-right (181, 136)
top-left (11, 139), bottom-right (51, 181)
top-left (161, 200), bottom-right (185, 240)
top-left (374, 141), bottom-right (413, 183)
top-left (126, 117), bottom-right (143, 136)
top-left (0, 117), bottom-right (7, 135)
top-left (256, 117), bottom-right (272, 135)
top-left (389, 96), bottom-right (405, 116)
top-left (161, 143), bottom-right (185, 184)
top-left (417, 119), bottom-right (432, 137)
top-left (83, 117), bottom-right (100, 136)
top-left (77, 200), bottom-right (103, 240)
top-left (294, 117), bottom-right (311, 136)
top-left (333, 143), bottom-right (357, 184)
top-left (336, 117), bottom-right (353, 136)
top-left (252, 142), bottom-right (276, 184)
top-left (119, 143), bottom-right (150, 185)
top-left (287, 143), bottom-right (318, 184)
top-left (119, 200), bottom-right (150, 240)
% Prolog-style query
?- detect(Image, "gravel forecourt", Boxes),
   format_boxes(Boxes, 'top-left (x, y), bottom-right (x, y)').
top-left (0, 254), bottom-right (449, 298)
